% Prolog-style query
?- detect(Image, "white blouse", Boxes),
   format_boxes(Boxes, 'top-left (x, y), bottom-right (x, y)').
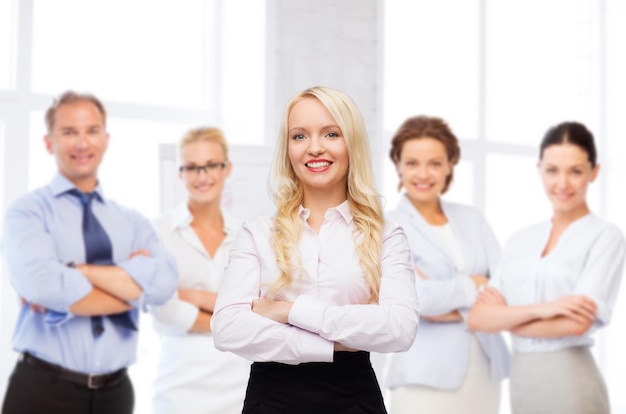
top-left (491, 213), bottom-right (626, 353)
top-left (149, 203), bottom-right (250, 414)
top-left (150, 204), bottom-right (240, 334)
top-left (211, 200), bottom-right (419, 365)
top-left (429, 223), bottom-right (466, 274)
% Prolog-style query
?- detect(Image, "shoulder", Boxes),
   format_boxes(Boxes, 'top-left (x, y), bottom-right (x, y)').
top-left (102, 197), bottom-right (151, 226)
top-left (223, 210), bottom-right (244, 233)
top-left (240, 215), bottom-right (274, 237)
top-left (382, 218), bottom-right (408, 242)
top-left (585, 215), bottom-right (625, 245)
top-left (385, 196), bottom-right (414, 224)
top-left (151, 209), bottom-right (177, 237)
top-left (5, 186), bottom-right (52, 217)
top-left (504, 221), bottom-right (547, 248)
top-left (441, 200), bottom-right (484, 222)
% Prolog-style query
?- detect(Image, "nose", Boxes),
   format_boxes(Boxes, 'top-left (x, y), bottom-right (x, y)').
top-left (75, 133), bottom-right (89, 149)
top-left (556, 172), bottom-right (569, 189)
top-left (306, 136), bottom-right (324, 156)
top-left (416, 164), bottom-right (428, 179)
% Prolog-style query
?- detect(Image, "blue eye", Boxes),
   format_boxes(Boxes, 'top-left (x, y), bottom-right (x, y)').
top-left (292, 134), bottom-right (306, 141)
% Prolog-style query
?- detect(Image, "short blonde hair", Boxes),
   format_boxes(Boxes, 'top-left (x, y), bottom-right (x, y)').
top-left (179, 127), bottom-right (229, 161)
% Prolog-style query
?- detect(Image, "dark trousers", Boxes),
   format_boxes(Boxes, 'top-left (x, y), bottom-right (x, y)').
top-left (1, 357), bottom-right (134, 414)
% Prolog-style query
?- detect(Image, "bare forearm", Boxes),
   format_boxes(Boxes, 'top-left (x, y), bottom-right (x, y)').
top-left (79, 265), bottom-right (142, 301)
top-left (511, 316), bottom-right (593, 338)
top-left (422, 310), bottom-right (463, 323)
top-left (189, 310), bottom-right (213, 333)
top-left (468, 304), bottom-right (542, 333)
top-left (179, 289), bottom-right (217, 313)
top-left (69, 288), bottom-right (133, 316)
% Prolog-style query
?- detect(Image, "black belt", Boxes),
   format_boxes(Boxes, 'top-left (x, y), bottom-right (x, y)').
top-left (20, 353), bottom-right (127, 390)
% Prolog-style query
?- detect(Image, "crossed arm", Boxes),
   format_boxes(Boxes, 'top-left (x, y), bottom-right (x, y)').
top-left (416, 267), bottom-right (489, 323)
top-left (67, 249), bottom-right (147, 316)
top-left (467, 286), bottom-right (597, 337)
top-left (178, 289), bottom-right (217, 332)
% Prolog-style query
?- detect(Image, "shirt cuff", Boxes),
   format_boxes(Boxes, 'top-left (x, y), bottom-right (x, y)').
top-left (458, 275), bottom-right (477, 307)
top-left (63, 268), bottom-right (94, 311)
top-left (288, 295), bottom-right (327, 333)
top-left (118, 255), bottom-right (156, 307)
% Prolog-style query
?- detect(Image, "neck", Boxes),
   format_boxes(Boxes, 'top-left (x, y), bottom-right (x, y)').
top-left (408, 195), bottom-right (443, 218)
top-left (66, 175), bottom-right (98, 193)
top-left (551, 203), bottom-right (590, 228)
top-left (302, 186), bottom-right (347, 217)
top-left (187, 199), bottom-right (223, 227)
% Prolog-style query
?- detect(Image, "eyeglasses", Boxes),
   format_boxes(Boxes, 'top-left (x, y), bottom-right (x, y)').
top-left (179, 162), bottom-right (227, 175)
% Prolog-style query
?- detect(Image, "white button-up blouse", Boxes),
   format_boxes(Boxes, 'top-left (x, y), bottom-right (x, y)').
top-left (491, 213), bottom-right (626, 353)
top-left (211, 200), bottom-right (420, 365)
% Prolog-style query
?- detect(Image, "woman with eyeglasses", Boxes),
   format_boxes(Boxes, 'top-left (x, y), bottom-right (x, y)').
top-left (149, 127), bottom-right (250, 414)
top-left (468, 121), bottom-right (626, 414)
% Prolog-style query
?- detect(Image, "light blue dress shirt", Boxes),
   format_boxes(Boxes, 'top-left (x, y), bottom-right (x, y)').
top-left (2, 173), bottom-right (177, 374)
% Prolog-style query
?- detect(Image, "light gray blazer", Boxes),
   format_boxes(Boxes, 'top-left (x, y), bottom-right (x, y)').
top-left (385, 195), bottom-right (510, 390)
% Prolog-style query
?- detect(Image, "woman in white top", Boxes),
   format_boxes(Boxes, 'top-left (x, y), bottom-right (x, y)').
top-left (385, 116), bottom-right (509, 414)
top-left (149, 127), bottom-right (250, 414)
top-left (468, 121), bottom-right (626, 414)
top-left (211, 86), bottom-right (419, 414)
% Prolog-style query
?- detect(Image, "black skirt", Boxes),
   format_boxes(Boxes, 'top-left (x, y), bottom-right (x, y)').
top-left (243, 351), bottom-right (387, 414)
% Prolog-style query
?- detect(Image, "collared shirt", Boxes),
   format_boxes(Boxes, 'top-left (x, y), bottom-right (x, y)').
top-left (2, 173), bottom-right (177, 374)
top-left (149, 202), bottom-right (241, 335)
top-left (491, 213), bottom-right (626, 353)
top-left (212, 200), bottom-right (419, 365)
top-left (149, 203), bottom-right (250, 414)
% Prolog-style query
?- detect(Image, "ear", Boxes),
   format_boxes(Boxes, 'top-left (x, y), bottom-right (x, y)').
top-left (224, 161), bottom-right (233, 178)
top-left (44, 135), bottom-right (54, 154)
top-left (103, 132), bottom-right (110, 152)
top-left (590, 163), bottom-right (600, 182)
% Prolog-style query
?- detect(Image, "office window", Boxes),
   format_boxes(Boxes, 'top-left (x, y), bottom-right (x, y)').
top-left (485, 0), bottom-right (598, 146)
top-left (32, 0), bottom-right (217, 110)
top-left (384, 0), bottom-right (480, 141)
top-left (0, 0), bottom-right (16, 89)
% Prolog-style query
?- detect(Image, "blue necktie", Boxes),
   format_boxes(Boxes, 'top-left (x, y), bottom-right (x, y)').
top-left (69, 189), bottom-right (137, 337)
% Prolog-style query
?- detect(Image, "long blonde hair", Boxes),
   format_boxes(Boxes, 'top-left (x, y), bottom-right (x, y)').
top-left (268, 86), bottom-right (384, 303)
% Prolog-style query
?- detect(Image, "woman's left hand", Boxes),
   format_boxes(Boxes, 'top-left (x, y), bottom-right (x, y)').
top-left (252, 297), bottom-right (293, 324)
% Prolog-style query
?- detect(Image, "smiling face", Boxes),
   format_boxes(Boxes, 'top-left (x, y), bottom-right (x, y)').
top-left (396, 137), bottom-right (451, 206)
top-left (287, 97), bottom-right (349, 201)
top-left (179, 140), bottom-right (231, 207)
top-left (538, 142), bottom-right (599, 216)
top-left (44, 101), bottom-right (109, 192)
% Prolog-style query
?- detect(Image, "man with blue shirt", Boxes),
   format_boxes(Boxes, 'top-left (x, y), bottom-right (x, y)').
top-left (1, 91), bottom-right (177, 414)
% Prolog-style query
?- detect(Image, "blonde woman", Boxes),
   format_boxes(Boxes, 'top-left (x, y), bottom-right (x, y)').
top-left (211, 86), bottom-right (419, 413)
top-left (149, 127), bottom-right (250, 414)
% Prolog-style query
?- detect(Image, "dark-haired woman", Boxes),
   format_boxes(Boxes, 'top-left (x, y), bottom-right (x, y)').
top-left (385, 115), bottom-right (509, 414)
top-left (469, 121), bottom-right (626, 414)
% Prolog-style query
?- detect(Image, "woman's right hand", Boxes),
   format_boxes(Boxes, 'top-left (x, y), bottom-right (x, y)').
top-left (333, 342), bottom-right (358, 352)
top-left (536, 295), bottom-right (597, 323)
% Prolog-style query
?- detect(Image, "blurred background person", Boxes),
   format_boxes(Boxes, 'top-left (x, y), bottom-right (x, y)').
top-left (469, 121), bottom-right (626, 414)
top-left (385, 115), bottom-right (509, 414)
top-left (149, 127), bottom-right (250, 414)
